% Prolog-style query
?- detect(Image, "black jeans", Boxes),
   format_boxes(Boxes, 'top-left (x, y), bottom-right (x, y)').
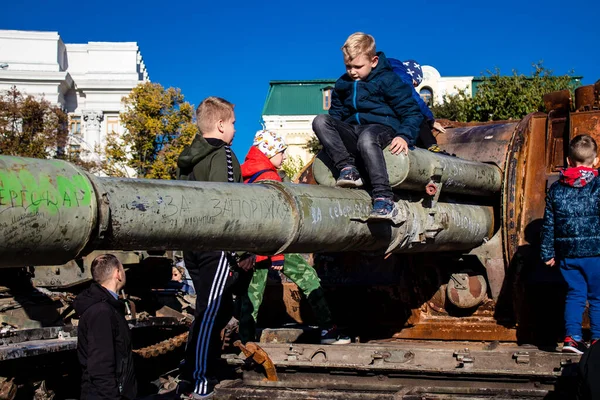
top-left (313, 114), bottom-right (395, 199)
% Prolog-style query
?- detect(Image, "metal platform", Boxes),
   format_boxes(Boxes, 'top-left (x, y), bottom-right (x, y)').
top-left (219, 340), bottom-right (581, 399)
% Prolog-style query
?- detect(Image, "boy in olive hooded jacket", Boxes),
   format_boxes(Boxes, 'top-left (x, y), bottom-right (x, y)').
top-left (176, 97), bottom-right (241, 399)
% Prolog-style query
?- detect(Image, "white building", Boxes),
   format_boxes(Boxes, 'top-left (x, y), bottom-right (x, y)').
top-left (418, 66), bottom-right (473, 106)
top-left (0, 29), bottom-right (149, 161)
top-left (262, 67), bottom-right (474, 164)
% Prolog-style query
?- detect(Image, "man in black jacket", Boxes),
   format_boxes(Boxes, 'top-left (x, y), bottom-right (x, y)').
top-left (74, 254), bottom-right (137, 400)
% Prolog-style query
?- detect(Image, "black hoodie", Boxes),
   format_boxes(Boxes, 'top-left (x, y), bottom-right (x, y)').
top-left (74, 283), bottom-right (137, 400)
top-left (176, 135), bottom-right (242, 182)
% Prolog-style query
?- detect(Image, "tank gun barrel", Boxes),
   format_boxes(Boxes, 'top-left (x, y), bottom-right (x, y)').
top-left (0, 156), bottom-right (494, 268)
top-left (314, 148), bottom-right (503, 196)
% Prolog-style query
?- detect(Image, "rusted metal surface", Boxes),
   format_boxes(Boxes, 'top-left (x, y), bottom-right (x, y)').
top-left (575, 85), bottom-right (597, 111)
top-left (543, 89), bottom-right (572, 113)
top-left (133, 331), bottom-right (189, 359)
top-left (0, 378), bottom-right (16, 400)
top-left (222, 342), bottom-right (577, 399)
top-left (446, 274), bottom-right (487, 309)
top-left (468, 231), bottom-right (505, 301)
top-left (215, 380), bottom-right (551, 399)
top-left (502, 113), bottom-right (548, 262)
top-left (545, 108), bottom-right (569, 173)
top-left (435, 122), bottom-right (517, 168)
top-left (393, 319), bottom-right (517, 341)
top-left (234, 341), bottom-right (278, 381)
top-left (571, 111), bottom-right (600, 142)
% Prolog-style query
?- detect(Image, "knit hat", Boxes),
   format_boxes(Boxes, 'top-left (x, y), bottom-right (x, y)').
top-left (402, 60), bottom-right (423, 85)
top-left (253, 130), bottom-right (287, 158)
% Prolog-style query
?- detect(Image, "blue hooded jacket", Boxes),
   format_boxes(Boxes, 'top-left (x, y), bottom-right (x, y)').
top-left (329, 52), bottom-right (424, 145)
top-left (388, 58), bottom-right (435, 123)
top-left (540, 170), bottom-right (600, 261)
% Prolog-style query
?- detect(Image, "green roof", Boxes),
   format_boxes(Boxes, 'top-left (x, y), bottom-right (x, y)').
top-left (262, 80), bottom-right (336, 115)
top-left (263, 76), bottom-right (586, 114)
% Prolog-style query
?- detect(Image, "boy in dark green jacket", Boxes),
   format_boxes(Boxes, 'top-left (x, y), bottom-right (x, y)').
top-left (176, 97), bottom-right (241, 399)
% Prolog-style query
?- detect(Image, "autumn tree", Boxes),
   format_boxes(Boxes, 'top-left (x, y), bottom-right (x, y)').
top-left (281, 155), bottom-right (305, 180)
top-left (99, 82), bottom-right (198, 179)
top-left (0, 86), bottom-right (66, 158)
top-left (431, 62), bottom-right (578, 122)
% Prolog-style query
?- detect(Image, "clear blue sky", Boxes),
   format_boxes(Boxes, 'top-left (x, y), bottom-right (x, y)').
top-left (2, 0), bottom-right (598, 156)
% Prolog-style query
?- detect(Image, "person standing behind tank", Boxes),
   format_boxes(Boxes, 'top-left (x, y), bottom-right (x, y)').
top-left (312, 32), bottom-right (423, 221)
top-left (541, 134), bottom-right (600, 355)
top-left (175, 97), bottom-right (243, 399)
top-left (74, 254), bottom-right (137, 400)
top-left (238, 130), bottom-right (350, 345)
top-left (387, 58), bottom-right (447, 152)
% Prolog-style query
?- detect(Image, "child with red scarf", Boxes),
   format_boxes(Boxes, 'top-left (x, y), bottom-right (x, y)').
top-left (238, 130), bottom-right (350, 345)
top-left (541, 134), bottom-right (600, 355)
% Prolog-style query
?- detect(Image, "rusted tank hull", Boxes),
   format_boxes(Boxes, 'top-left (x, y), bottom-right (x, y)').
top-left (283, 97), bottom-right (600, 344)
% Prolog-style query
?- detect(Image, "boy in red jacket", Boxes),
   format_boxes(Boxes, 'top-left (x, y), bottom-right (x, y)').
top-left (239, 130), bottom-right (350, 345)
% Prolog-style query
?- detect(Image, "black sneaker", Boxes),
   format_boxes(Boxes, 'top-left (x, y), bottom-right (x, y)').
top-left (336, 166), bottom-right (363, 188)
top-left (563, 336), bottom-right (588, 354)
top-left (321, 326), bottom-right (351, 345)
top-left (176, 380), bottom-right (214, 400)
top-left (368, 198), bottom-right (399, 221)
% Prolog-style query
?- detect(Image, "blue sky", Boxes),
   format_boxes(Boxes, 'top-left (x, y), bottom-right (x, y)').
top-left (2, 0), bottom-right (598, 156)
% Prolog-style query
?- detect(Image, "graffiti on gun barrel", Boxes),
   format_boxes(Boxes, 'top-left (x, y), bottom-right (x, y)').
top-left (210, 198), bottom-right (289, 219)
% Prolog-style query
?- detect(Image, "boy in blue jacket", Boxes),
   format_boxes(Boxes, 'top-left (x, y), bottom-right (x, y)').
top-left (312, 32), bottom-right (423, 220)
top-left (541, 134), bottom-right (600, 354)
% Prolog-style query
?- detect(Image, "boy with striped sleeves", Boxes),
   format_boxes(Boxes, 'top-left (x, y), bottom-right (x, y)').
top-left (176, 96), bottom-right (241, 399)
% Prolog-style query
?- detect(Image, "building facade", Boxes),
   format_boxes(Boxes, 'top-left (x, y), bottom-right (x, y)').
top-left (0, 30), bottom-right (149, 164)
top-left (262, 67), bottom-right (474, 164)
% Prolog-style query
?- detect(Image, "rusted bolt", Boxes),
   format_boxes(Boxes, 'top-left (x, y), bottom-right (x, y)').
top-left (453, 348), bottom-right (473, 368)
top-left (425, 183), bottom-right (437, 196)
top-left (513, 351), bottom-right (530, 364)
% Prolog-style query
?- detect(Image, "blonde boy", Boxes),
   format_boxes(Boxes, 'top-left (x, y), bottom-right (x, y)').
top-left (176, 96), bottom-right (242, 398)
top-left (312, 32), bottom-right (423, 220)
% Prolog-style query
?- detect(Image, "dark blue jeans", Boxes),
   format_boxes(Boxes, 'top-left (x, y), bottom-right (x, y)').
top-left (312, 114), bottom-right (395, 199)
top-left (560, 256), bottom-right (600, 340)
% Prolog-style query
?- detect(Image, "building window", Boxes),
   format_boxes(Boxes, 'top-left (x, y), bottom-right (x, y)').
top-left (419, 87), bottom-right (433, 107)
top-left (322, 86), bottom-right (334, 110)
top-left (106, 116), bottom-right (119, 134)
top-left (69, 115), bottom-right (81, 135)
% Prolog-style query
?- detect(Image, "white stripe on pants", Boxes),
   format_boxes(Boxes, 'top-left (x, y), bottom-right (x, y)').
top-left (192, 252), bottom-right (229, 395)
